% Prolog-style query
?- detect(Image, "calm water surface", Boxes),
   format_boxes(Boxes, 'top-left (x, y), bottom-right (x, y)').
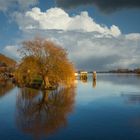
top-left (1, 74), bottom-right (140, 140)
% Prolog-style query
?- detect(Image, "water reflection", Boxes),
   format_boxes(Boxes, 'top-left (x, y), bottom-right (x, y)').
top-left (78, 73), bottom-right (140, 88)
top-left (97, 73), bottom-right (140, 88)
top-left (121, 92), bottom-right (140, 104)
top-left (16, 87), bottom-right (76, 139)
top-left (1, 74), bottom-right (140, 140)
top-left (92, 79), bottom-right (96, 88)
top-left (0, 80), bottom-right (15, 98)
top-left (79, 74), bottom-right (97, 88)
top-left (80, 78), bottom-right (87, 83)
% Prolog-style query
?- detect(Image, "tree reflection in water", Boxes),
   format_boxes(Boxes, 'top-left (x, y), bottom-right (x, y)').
top-left (16, 87), bottom-right (76, 139)
top-left (93, 79), bottom-right (96, 88)
top-left (0, 80), bottom-right (15, 98)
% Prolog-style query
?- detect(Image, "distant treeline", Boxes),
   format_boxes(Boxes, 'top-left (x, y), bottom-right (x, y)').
top-left (77, 68), bottom-right (140, 74)
top-left (108, 68), bottom-right (140, 74)
top-left (93, 68), bottom-right (140, 74)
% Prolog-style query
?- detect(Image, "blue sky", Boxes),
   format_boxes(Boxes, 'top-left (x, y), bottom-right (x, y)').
top-left (0, 0), bottom-right (140, 70)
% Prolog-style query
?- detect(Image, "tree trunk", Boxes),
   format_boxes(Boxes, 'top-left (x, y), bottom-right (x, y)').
top-left (42, 75), bottom-right (51, 89)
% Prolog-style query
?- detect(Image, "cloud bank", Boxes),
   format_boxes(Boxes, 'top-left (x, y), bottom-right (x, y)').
top-left (30, 30), bottom-right (140, 70)
top-left (56, 0), bottom-right (140, 13)
top-left (3, 7), bottom-right (140, 70)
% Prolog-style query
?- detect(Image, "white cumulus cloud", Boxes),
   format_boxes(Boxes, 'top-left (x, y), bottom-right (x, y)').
top-left (14, 7), bottom-right (121, 37)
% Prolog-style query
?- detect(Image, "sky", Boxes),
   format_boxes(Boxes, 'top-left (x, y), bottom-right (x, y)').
top-left (0, 0), bottom-right (140, 71)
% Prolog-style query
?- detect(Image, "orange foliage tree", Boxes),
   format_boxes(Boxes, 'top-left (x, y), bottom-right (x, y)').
top-left (15, 38), bottom-right (75, 89)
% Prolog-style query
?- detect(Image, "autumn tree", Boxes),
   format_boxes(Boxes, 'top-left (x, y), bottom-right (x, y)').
top-left (15, 38), bottom-right (75, 89)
